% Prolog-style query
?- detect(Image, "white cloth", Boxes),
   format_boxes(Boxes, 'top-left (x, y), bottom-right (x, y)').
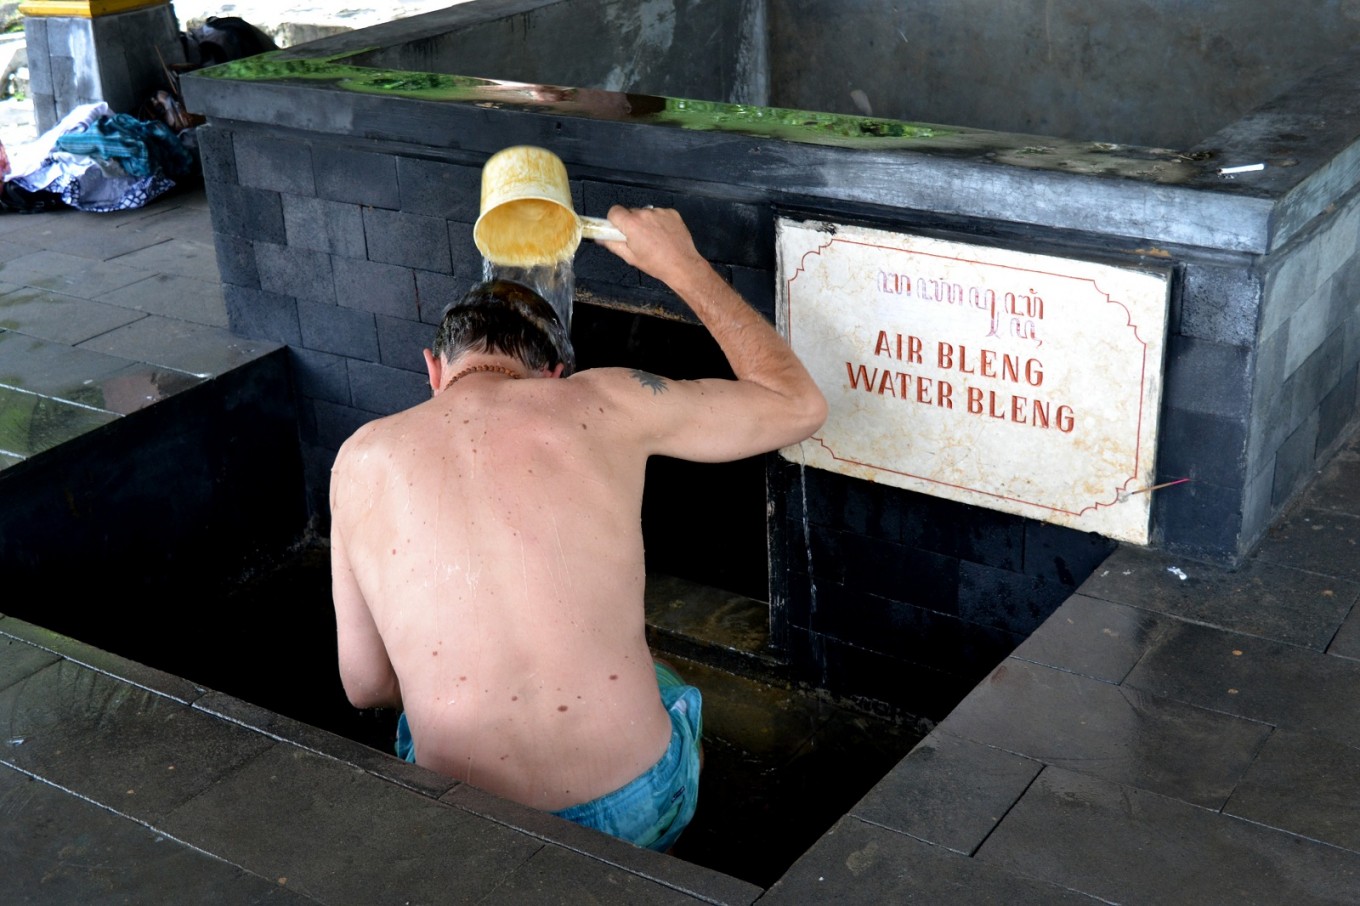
top-left (4, 102), bottom-right (112, 182)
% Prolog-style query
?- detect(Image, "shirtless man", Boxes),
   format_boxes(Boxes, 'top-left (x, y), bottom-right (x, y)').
top-left (328, 205), bottom-right (826, 850)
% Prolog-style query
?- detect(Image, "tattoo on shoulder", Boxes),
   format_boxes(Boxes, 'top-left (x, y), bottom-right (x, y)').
top-left (630, 369), bottom-right (669, 394)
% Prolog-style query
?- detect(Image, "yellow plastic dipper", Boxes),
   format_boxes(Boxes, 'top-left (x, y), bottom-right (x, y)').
top-left (473, 145), bottom-right (625, 267)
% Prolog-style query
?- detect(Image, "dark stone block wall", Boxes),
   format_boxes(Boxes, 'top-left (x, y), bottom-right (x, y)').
top-left (768, 459), bottom-right (1115, 716)
top-left (0, 352), bottom-right (307, 646)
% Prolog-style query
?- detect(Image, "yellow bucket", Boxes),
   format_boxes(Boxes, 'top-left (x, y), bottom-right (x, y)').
top-left (473, 145), bottom-right (625, 267)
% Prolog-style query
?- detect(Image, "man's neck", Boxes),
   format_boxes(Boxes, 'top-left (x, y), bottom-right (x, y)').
top-left (435, 354), bottom-right (530, 394)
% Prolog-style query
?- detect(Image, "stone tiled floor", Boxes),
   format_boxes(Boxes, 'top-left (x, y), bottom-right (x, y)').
top-left (0, 188), bottom-right (281, 466)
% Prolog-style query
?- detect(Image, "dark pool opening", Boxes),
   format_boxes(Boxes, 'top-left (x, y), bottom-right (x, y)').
top-left (148, 544), bottom-right (922, 887)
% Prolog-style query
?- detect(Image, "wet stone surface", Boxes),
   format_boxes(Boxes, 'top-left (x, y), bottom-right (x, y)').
top-left (1078, 545), bottom-right (1358, 650)
top-left (975, 767), bottom-right (1360, 904)
top-left (159, 744), bottom-right (541, 905)
top-left (764, 816), bottom-right (1101, 905)
top-left (0, 286), bottom-right (148, 345)
top-left (1124, 621), bottom-right (1360, 748)
top-left (0, 385), bottom-right (118, 457)
top-left (938, 658), bottom-right (1271, 809)
top-left (850, 729), bottom-right (1042, 855)
top-left (1225, 728), bottom-right (1360, 853)
top-left (0, 764), bottom-right (311, 905)
top-left (0, 658), bottom-right (275, 824)
top-left (1010, 593), bottom-right (1168, 683)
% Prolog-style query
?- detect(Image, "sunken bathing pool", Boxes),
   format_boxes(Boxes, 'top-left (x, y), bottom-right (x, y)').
top-left (172, 0), bottom-right (1360, 876)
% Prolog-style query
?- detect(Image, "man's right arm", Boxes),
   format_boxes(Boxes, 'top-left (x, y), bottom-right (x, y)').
top-left (329, 443), bottom-right (402, 711)
top-left (598, 206), bottom-right (827, 462)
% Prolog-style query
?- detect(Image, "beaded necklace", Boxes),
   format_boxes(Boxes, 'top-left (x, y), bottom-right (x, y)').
top-left (445, 364), bottom-right (523, 387)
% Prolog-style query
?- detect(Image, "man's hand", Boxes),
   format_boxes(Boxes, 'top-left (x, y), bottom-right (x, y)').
top-left (591, 204), bottom-right (828, 463)
top-left (600, 206), bottom-right (708, 289)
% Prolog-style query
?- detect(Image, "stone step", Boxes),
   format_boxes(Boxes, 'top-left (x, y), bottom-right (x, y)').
top-left (644, 574), bottom-right (791, 687)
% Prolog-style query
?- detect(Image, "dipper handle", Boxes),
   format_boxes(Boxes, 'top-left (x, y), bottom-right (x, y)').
top-left (580, 216), bottom-right (626, 243)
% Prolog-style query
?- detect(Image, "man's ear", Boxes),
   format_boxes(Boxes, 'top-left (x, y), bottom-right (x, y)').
top-left (423, 349), bottom-right (443, 394)
top-left (549, 363), bottom-right (566, 379)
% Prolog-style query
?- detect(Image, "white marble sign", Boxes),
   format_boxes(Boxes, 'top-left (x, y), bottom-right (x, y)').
top-left (776, 219), bottom-right (1171, 544)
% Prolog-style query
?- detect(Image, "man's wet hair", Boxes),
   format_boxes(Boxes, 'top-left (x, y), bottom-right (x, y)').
top-left (432, 279), bottom-right (576, 375)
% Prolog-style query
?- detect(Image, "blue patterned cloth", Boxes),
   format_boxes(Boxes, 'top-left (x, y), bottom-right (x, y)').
top-left (551, 662), bottom-right (702, 851)
top-left (54, 114), bottom-right (194, 180)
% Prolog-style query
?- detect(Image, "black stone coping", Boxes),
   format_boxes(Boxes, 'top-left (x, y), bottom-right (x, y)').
top-left (0, 616), bottom-right (762, 905)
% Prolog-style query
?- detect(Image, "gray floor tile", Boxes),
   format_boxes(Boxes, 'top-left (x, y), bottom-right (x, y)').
top-left (0, 330), bottom-right (136, 405)
top-left (45, 221), bottom-right (198, 262)
top-left (0, 764), bottom-right (310, 905)
top-left (0, 239), bottom-right (38, 263)
top-left (0, 635), bottom-right (60, 694)
top-left (0, 207), bottom-right (76, 240)
top-left (1079, 544), bottom-right (1358, 649)
top-left (1254, 505), bottom-right (1360, 582)
top-left (83, 362), bottom-right (206, 414)
top-left (850, 730), bottom-right (1042, 855)
top-left (107, 237), bottom-right (221, 283)
top-left (1303, 438), bottom-right (1360, 515)
top-left (763, 816), bottom-right (1102, 905)
top-left (444, 783), bottom-right (765, 905)
top-left (1012, 594), bottom-right (1169, 682)
top-left (0, 385), bottom-right (118, 457)
top-left (0, 617), bottom-right (206, 704)
top-left (0, 285), bottom-right (147, 344)
top-left (192, 689), bottom-right (459, 800)
top-left (95, 272), bottom-right (229, 327)
top-left (482, 845), bottom-right (714, 905)
top-left (938, 658), bottom-right (1269, 808)
top-left (0, 206), bottom-right (162, 247)
top-left (976, 767), bottom-right (1360, 905)
top-left (1125, 620), bottom-right (1360, 746)
top-left (77, 315), bottom-right (278, 377)
top-left (0, 450), bottom-right (20, 469)
top-left (1226, 728), bottom-right (1360, 854)
top-left (1330, 603), bottom-right (1360, 660)
top-left (129, 200), bottom-right (220, 244)
top-left (159, 744), bottom-right (541, 905)
top-left (0, 249), bottom-right (153, 299)
top-left (0, 659), bottom-right (275, 824)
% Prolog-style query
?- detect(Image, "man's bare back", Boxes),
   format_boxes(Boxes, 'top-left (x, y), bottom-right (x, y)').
top-left (332, 367), bottom-right (679, 808)
top-left (330, 206), bottom-right (826, 822)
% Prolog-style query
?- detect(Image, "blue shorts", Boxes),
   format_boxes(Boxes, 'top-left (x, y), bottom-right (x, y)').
top-left (395, 662), bottom-right (702, 852)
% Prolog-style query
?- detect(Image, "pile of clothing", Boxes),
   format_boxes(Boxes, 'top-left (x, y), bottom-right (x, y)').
top-left (0, 16), bottom-right (278, 215)
top-left (0, 102), bottom-right (196, 214)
